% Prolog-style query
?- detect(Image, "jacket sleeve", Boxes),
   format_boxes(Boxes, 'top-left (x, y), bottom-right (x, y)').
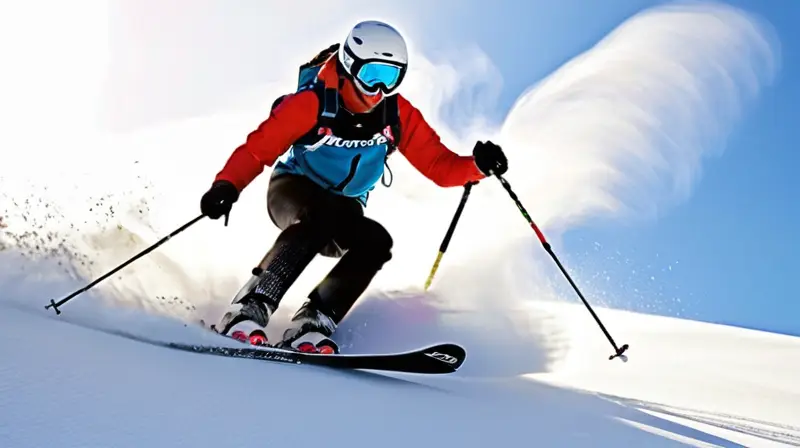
top-left (214, 91), bottom-right (319, 192)
top-left (396, 95), bottom-right (485, 187)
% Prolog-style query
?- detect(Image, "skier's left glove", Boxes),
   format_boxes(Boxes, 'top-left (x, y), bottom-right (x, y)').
top-left (473, 140), bottom-right (508, 176)
top-left (200, 180), bottom-right (239, 223)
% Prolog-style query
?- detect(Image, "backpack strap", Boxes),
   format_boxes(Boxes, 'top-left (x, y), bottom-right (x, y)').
top-left (380, 95), bottom-right (401, 187)
top-left (318, 82), bottom-right (339, 121)
top-left (382, 95), bottom-right (401, 156)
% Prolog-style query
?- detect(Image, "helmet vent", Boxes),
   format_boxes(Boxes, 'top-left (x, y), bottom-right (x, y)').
top-left (353, 37), bottom-right (363, 45)
top-left (382, 52), bottom-right (394, 57)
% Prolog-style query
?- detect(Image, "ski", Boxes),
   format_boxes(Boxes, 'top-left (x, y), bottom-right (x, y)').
top-left (101, 327), bottom-right (466, 374)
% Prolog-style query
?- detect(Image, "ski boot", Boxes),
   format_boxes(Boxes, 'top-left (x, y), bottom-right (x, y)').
top-left (279, 300), bottom-right (339, 354)
top-left (216, 294), bottom-right (276, 346)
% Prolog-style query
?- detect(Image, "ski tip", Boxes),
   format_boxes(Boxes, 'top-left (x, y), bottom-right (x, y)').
top-left (421, 343), bottom-right (467, 371)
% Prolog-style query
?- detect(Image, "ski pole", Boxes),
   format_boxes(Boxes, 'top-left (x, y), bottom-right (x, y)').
top-left (45, 214), bottom-right (206, 315)
top-left (424, 181), bottom-right (476, 291)
top-left (493, 174), bottom-right (629, 361)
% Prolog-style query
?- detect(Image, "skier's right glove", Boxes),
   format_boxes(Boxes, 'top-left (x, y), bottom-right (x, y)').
top-left (473, 140), bottom-right (508, 176)
top-left (200, 180), bottom-right (239, 223)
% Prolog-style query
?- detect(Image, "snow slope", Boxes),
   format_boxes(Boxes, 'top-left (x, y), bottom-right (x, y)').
top-left (1, 290), bottom-right (798, 447)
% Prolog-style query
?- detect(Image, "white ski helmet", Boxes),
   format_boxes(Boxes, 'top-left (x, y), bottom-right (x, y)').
top-left (337, 20), bottom-right (409, 97)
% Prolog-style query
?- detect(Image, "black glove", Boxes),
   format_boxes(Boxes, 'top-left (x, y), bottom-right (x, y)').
top-left (200, 180), bottom-right (239, 223)
top-left (473, 140), bottom-right (508, 176)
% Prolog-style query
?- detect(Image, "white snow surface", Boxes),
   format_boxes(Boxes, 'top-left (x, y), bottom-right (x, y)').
top-left (1, 290), bottom-right (799, 448)
top-left (1, 1), bottom-right (797, 447)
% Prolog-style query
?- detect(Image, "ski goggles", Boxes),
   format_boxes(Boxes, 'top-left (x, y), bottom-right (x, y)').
top-left (341, 44), bottom-right (407, 95)
top-left (354, 62), bottom-right (404, 95)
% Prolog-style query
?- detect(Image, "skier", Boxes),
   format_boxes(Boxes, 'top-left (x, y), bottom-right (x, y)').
top-left (199, 20), bottom-right (509, 354)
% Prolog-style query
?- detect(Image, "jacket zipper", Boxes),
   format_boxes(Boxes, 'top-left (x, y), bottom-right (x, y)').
top-left (333, 154), bottom-right (362, 192)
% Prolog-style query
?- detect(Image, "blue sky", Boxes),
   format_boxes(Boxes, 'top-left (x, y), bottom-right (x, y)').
top-left (413, 0), bottom-right (799, 336)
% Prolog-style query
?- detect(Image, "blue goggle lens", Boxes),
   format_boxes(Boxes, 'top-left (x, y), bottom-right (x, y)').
top-left (356, 62), bottom-right (402, 91)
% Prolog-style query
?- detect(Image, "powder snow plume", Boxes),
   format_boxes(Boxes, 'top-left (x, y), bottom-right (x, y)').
top-left (0, 1), bottom-right (778, 374)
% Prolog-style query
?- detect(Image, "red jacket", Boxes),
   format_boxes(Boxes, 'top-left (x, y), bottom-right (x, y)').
top-left (214, 88), bottom-right (485, 193)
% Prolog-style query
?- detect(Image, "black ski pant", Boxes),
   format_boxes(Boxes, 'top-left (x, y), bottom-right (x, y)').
top-left (251, 172), bottom-right (393, 324)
